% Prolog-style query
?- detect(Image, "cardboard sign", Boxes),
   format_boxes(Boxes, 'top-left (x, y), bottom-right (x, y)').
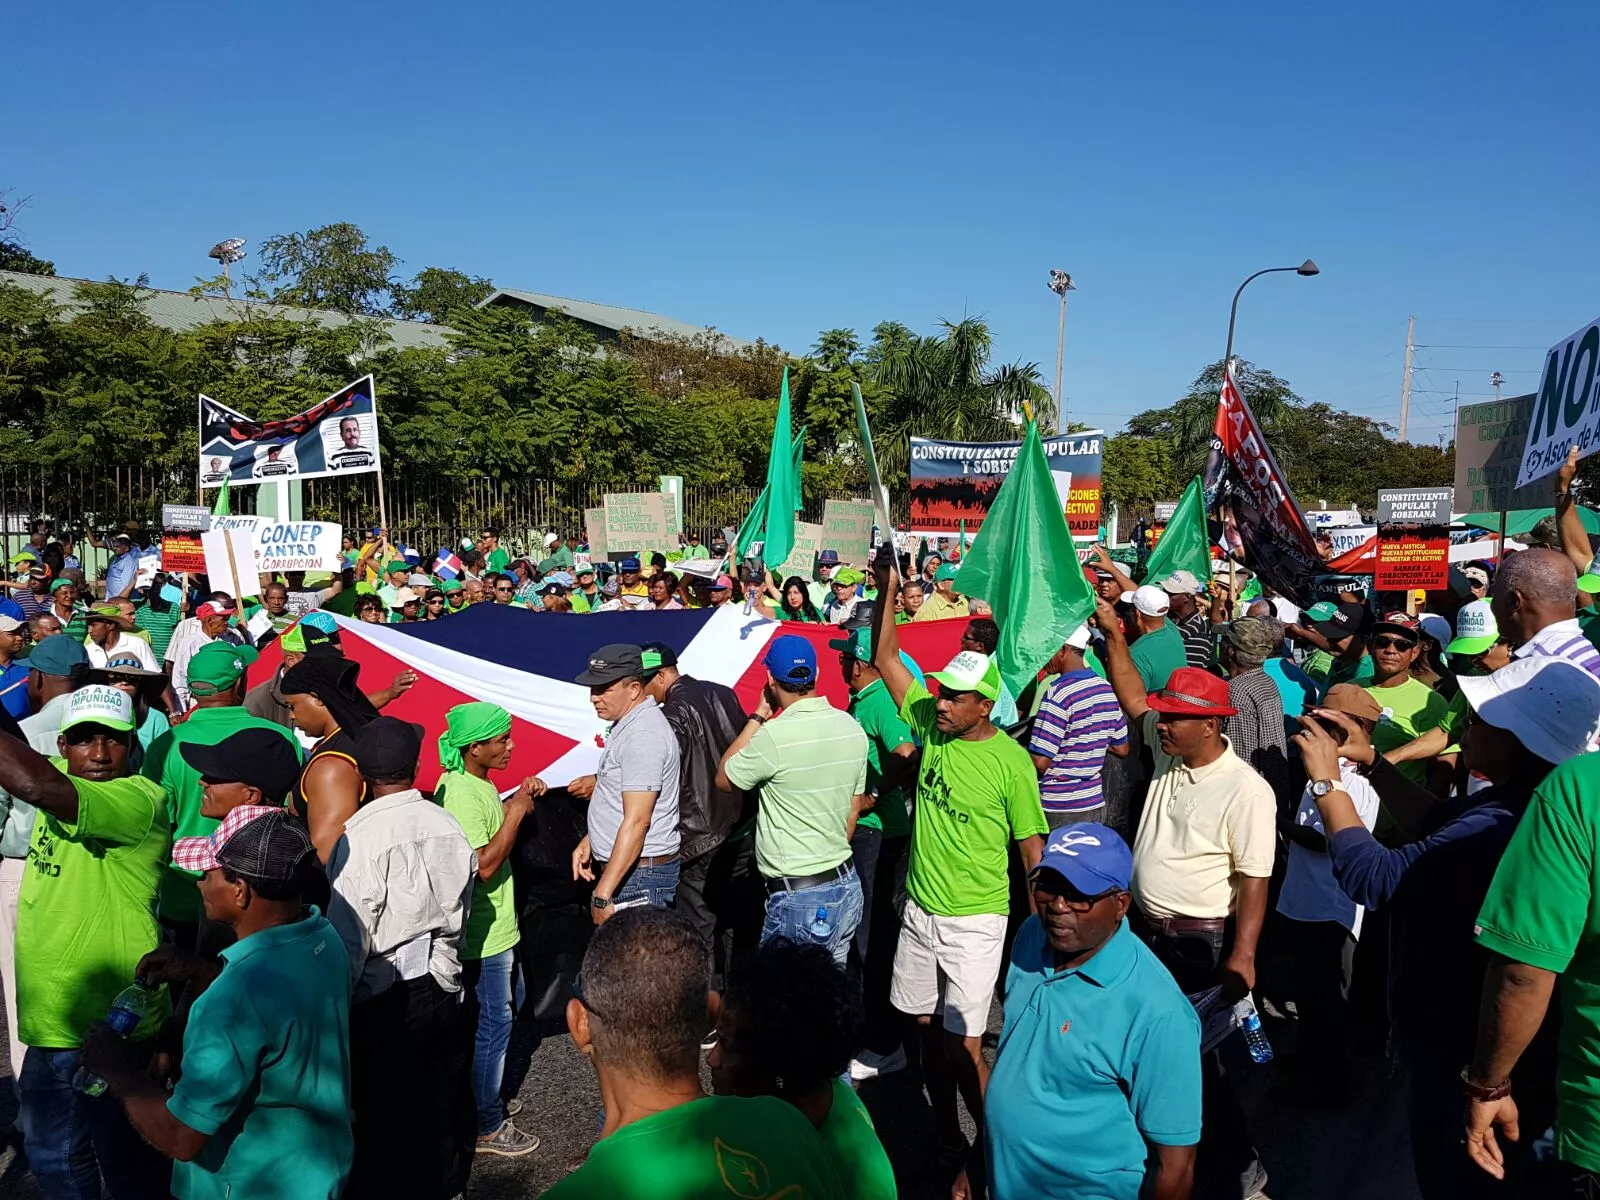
top-left (658, 475), bottom-right (685, 538)
top-left (201, 528), bottom-right (261, 598)
top-left (820, 499), bottom-right (875, 565)
top-left (584, 507), bottom-right (609, 560)
top-left (773, 521), bottom-right (824, 581)
top-left (253, 521), bottom-right (342, 572)
top-left (604, 493), bottom-right (671, 556)
top-left (160, 533), bottom-right (206, 573)
top-left (161, 504), bottom-right (210, 533)
top-left (1374, 488), bottom-right (1452, 591)
top-left (1454, 395), bottom-right (1549, 512)
top-left (1517, 318), bottom-right (1600, 488)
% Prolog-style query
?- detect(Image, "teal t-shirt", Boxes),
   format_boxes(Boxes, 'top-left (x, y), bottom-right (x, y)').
top-left (1128, 620), bottom-right (1187, 693)
top-left (168, 911), bottom-right (353, 1200)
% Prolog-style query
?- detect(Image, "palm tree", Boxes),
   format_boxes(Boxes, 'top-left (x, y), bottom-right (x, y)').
top-left (1124, 358), bottom-right (1301, 481)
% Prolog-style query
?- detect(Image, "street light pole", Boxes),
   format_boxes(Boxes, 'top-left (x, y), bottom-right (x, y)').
top-left (1048, 269), bottom-right (1075, 433)
top-left (1224, 259), bottom-right (1319, 375)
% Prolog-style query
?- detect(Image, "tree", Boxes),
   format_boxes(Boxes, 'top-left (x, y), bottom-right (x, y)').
top-left (1103, 435), bottom-right (1179, 513)
top-left (257, 223), bottom-right (399, 315)
top-left (390, 267), bottom-right (495, 324)
top-left (0, 190), bottom-right (55, 276)
top-left (1124, 359), bottom-right (1300, 481)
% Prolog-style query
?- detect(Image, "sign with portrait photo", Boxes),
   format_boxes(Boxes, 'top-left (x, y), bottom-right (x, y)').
top-left (198, 375), bottom-right (383, 488)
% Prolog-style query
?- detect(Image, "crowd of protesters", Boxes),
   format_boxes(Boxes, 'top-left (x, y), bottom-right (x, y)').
top-left (5, 460), bottom-right (1600, 1200)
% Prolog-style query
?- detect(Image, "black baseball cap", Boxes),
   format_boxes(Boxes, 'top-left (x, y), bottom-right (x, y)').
top-left (179, 730), bottom-right (303, 804)
top-left (639, 642), bottom-right (678, 678)
top-left (1309, 602), bottom-right (1372, 641)
top-left (354, 716), bottom-right (425, 780)
top-left (575, 643), bottom-right (645, 686)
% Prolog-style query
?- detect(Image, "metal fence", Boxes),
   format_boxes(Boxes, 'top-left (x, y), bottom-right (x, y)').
top-left (0, 464), bottom-right (853, 568)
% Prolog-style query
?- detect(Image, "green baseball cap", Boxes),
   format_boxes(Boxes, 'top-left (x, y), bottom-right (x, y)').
top-left (934, 562), bottom-right (961, 584)
top-left (60, 683), bottom-right (136, 734)
top-left (1304, 600), bottom-right (1339, 624)
top-left (928, 650), bottom-right (1002, 700)
top-left (1579, 573), bottom-right (1600, 595)
top-left (828, 626), bottom-right (872, 663)
top-left (187, 642), bottom-right (261, 696)
top-left (1447, 598), bottom-right (1499, 655)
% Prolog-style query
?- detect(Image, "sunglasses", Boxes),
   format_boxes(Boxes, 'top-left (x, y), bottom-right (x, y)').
top-left (1370, 635), bottom-right (1417, 651)
top-left (1034, 878), bottom-right (1123, 912)
top-left (495, 585), bottom-right (514, 593)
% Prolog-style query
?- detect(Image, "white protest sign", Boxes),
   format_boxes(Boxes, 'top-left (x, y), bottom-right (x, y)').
top-left (1327, 524), bottom-right (1376, 556)
top-left (774, 521), bottom-right (824, 580)
top-left (1517, 317), bottom-right (1600, 487)
top-left (201, 529), bottom-right (261, 598)
top-left (252, 521), bottom-right (342, 572)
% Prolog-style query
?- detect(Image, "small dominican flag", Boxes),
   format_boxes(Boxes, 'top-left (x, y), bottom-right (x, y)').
top-left (434, 549), bottom-right (464, 581)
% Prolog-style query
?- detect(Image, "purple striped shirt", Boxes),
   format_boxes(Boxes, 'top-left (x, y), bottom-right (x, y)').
top-left (1514, 619), bottom-right (1600, 680)
top-left (1028, 669), bottom-right (1129, 812)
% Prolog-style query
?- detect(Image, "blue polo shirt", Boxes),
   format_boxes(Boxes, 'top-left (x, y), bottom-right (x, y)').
top-left (167, 909), bottom-right (353, 1200)
top-left (985, 917), bottom-right (1201, 1200)
top-left (0, 659), bottom-right (28, 721)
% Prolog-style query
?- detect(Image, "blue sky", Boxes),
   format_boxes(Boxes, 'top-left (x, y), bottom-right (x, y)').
top-left (9, 0), bottom-right (1592, 445)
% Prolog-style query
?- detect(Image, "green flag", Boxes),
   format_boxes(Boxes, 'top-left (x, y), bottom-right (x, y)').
top-left (755, 367), bottom-right (797, 567)
top-left (790, 422), bottom-right (806, 515)
top-left (735, 423), bottom-right (807, 561)
top-left (953, 419), bottom-right (1096, 699)
top-left (211, 477), bottom-right (231, 517)
top-left (1141, 475), bottom-right (1211, 586)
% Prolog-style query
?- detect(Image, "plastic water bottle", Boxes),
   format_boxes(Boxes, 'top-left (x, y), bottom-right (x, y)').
top-left (73, 982), bottom-right (160, 1096)
top-left (1232, 994), bottom-right (1273, 1064)
top-left (808, 907), bottom-right (832, 939)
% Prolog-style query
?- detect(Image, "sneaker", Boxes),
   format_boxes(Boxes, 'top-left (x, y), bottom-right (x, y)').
top-left (476, 1120), bottom-right (540, 1157)
top-left (504, 1097), bottom-right (524, 1119)
top-left (848, 1045), bottom-right (907, 1081)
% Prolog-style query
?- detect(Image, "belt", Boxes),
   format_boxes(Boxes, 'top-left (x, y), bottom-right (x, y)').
top-left (764, 861), bottom-right (854, 894)
top-left (1136, 914), bottom-right (1227, 937)
top-left (595, 853), bottom-right (680, 871)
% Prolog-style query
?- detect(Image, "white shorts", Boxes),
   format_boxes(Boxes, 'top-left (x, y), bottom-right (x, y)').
top-left (889, 897), bottom-right (1008, 1037)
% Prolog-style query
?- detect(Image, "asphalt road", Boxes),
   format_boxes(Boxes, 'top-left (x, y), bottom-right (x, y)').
top-left (0, 993), bottom-right (1420, 1199)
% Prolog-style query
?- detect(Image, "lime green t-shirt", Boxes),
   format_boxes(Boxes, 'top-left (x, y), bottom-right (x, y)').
top-left (141, 706), bottom-right (302, 923)
top-left (17, 766), bottom-right (173, 1048)
top-left (543, 1095), bottom-right (846, 1200)
top-left (900, 681), bottom-right (1048, 917)
top-left (1302, 649), bottom-right (1334, 685)
top-left (848, 679), bottom-right (915, 839)
top-left (1364, 677), bottom-right (1449, 784)
top-left (1475, 753), bottom-right (1600, 1172)
top-left (437, 771), bottom-right (520, 960)
top-left (820, 1080), bottom-right (896, 1200)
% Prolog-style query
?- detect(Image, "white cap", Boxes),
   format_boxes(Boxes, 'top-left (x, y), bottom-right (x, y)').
top-left (1065, 624), bottom-right (1092, 650)
top-left (60, 684), bottom-right (136, 734)
top-left (1449, 599), bottom-right (1499, 655)
top-left (544, 532), bottom-right (559, 547)
top-left (391, 587), bottom-right (420, 606)
top-left (1120, 585), bottom-right (1170, 617)
top-left (1159, 570), bottom-right (1204, 595)
top-left (0, 614), bottom-right (20, 633)
top-left (1457, 657), bottom-right (1600, 765)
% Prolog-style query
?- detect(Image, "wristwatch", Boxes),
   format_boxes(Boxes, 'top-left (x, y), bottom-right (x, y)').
top-left (1310, 779), bottom-right (1341, 798)
top-left (1460, 1069), bottom-right (1512, 1102)
top-left (748, 713), bottom-right (767, 725)
top-left (590, 894), bottom-right (613, 911)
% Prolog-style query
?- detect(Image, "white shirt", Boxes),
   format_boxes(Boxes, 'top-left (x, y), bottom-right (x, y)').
top-left (1277, 760), bottom-right (1381, 936)
top-left (326, 788), bottom-right (477, 1003)
top-left (85, 634), bottom-right (159, 673)
top-left (164, 617), bottom-right (209, 708)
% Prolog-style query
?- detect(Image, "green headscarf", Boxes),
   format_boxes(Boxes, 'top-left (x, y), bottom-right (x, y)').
top-left (438, 701), bottom-right (512, 774)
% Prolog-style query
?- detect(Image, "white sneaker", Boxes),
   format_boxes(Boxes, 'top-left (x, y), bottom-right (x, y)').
top-left (849, 1045), bottom-right (907, 1081)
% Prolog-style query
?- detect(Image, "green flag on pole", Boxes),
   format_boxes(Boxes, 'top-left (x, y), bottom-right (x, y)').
top-left (790, 422), bottom-right (806, 516)
top-left (211, 477), bottom-right (231, 517)
top-left (1141, 475), bottom-right (1211, 586)
top-left (953, 418), bottom-right (1096, 699)
top-left (754, 366), bottom-right (797, 567)
top-left (734, 423), bottom-right (807, 561)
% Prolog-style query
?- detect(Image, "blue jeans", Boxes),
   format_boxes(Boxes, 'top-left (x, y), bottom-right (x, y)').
top-left (612, 859), bottom-right (679, 909)
top-left (466, 949), bottom-right (519, 1136)
top-left (18, 1046), bottom-right (172, 1200)
top-left (761, 866), bottom-right (864, 968)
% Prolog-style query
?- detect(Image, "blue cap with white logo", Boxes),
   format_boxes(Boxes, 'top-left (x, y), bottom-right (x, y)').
top-left (764, 634), bottom-right (817, 686)
top-left (1030, 823), bottom-right (1133, 894)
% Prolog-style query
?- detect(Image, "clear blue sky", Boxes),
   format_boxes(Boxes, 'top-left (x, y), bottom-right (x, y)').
top-left (10, 0), bottom-right (1593, 446)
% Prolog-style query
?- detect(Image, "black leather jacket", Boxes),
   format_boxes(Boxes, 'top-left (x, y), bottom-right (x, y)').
top-left (661, 674), bottom-right (752, 860)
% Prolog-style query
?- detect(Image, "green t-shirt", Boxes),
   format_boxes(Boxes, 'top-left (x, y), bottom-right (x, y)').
top-left (848, 678), bottom-right (915, 839)
top-left (543, 1095), bottom-right (846, 1200)
top-left (321, 587), bottom-right (359, 618)
top-left (1475, 754), bottom-right (1600, 1172)
top-left (484, 547), bottom-right (511, 574)
top-left (437, 771), bottom-right (519, 960)
top-left (1128, 620), bottom-right (1186, 693)
top-left (819, 1080), bottom-right (896, 1200)
top-left (899, 681), bottom-right (1048, 917)
top-left (1364, 677), bottom-right (1449, 785)
top-left (168, 911), bottom-right (353, 1200)
top-left (141, 706), bottom-right (303, 922)
top-left (134, 602), bottom-right (185, 663)
top-left (1328, 652), bottom-right (1376, 689)
top-left (1439, 689), bottom-right (1470, 754)
top-left (1302, 649), bottom-right (1334, 685)
top-left (17, 766), bottom-right (173, 1048)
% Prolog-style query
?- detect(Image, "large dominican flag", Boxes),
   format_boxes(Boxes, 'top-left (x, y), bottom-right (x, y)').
top-left (256, 605), bottom-right (969, 791)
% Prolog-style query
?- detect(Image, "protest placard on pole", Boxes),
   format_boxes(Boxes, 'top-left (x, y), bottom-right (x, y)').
top-left (161, 504), bottom-right (211, 533)
top-left (821, 499), bottom-right (875, 565)
top-left (584, 507), bottom-right (609, 561)
top-left (604, 493), bottom-right (671, 557)
top-left (252, 521), bottom-right (343, 573)
top-left (658, 476), bottom-right (685, 538)
top-left (1454, 396), bottom-right (1548, 511)
top-left (160, 534), bottom-right (206, 574)
top-left (201, 528), bottom-right (260, 598)
top-left (1516, 318), bottom-right (1600, 488)
top-left (1374, 488), bottom-right (1452, 591)
top-left (773, 521), bottom-right (823, 581)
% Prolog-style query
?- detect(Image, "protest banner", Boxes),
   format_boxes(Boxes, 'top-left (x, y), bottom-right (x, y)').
top-left (820, 499), bottom-right (875, 564)
top-left (1517, 318), bottom-right (1600, 488)
top-left (198, 375), bottom-right (381, 488)
top-left (658, 475), bottom-right (685, 538)
top-left (1202, 369), bottom-right (1323, 605)
top-left (161, 504), bottom-right (210, 533)
top-left (252, 521), bottom-right (343, 572)
top-left (584, 507), bottom-right (609, 560)
top-left (909, 433), bottom-right (1103, 542)
top-left (1328, 524), bottom-right (1377, 557)
top-left (1455, 395), bottom-right (1549, 511)
top-left (773, 521), bottom-right (823, 580)
top-left (1374, 488), bottom-right (1452, 591)
top-left (201, 528), bottom-right (260, 598)
top-left (160, 534), bottom-right (206, 574)
top-left (604, 493), bottom-right (671, 557)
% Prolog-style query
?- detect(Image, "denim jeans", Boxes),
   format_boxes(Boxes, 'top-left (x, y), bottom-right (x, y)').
top-left (761, 866), bottom-right (864, 968)
top-left (18, 1046), bottom-right (173, 1200)
top-left (611, 859), bottom-right (680, 910)
top-left (464, 949), bottom-right (519, 1136)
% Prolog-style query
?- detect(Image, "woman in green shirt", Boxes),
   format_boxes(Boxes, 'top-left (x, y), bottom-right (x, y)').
top-left (709, 939), bottom-right (897, 1199)
top-left (759, 576), bottom-right (824, 623)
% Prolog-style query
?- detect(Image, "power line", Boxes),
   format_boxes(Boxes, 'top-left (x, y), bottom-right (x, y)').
top-left (1412, 344), bottom-right (1549, 351)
